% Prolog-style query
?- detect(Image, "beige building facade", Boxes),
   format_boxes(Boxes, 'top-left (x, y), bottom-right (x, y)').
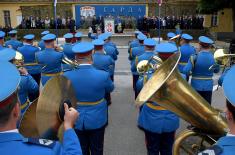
top-left (3, 0), bottom-right (233, 33)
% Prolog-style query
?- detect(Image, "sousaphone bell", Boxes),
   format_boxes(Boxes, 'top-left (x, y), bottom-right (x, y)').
top-left (136, 52), bottom-right (228, 154)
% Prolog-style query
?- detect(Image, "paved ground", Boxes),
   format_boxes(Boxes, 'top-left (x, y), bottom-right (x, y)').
top-left (102, 47), bottom-right (226, 155)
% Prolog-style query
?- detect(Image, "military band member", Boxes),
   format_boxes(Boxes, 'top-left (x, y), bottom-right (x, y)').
top-left (0, 61), bottom-right (82, 155)
top-left (63, 42), bottom-right (114, 155)
top-left (38, 30), bottom-right (50, 50)
top-left (131, 38), bottom-right (156, 99)
top-left (18, 34), bottom-right (41, 84)
top-left (75, 32), bottom-right (83, 43)
top-left (129, 33), bottom-right (147, 61)
top-left (199, 65), bottom-right (235, 155)
top-left (62, 33), bottom-right (75, 71)
top-left (129, 33), bottom-right (147, 90)
top-left (5, 30), bottom-right (23, 50)
top-left (99, 33), bottom-right (117, 61)
top-left (17, 34), bottom-right (40, 101)
top-left (0, 31), bottom-right (6, 50)
top-left (35, 33), bottom-right (63, 86)
top-left (92, 39), bottom-right (115, 106)
top-left (178, 33), bottom-right (196, 80)
top-left (63, 33), bottom-right (74, 60)
top-left (128, 31), bottom-right (141, 54)
top-left (137, 43), bottom-right (179, 155)
top-left (183, 36), bottom-right (220, 104)
top-left (167, 32), bottom-right (177, 46)
top-left (105, 33), bottom-right (119, 56)
top-left (88, 27), bottom-right (102, 40)
top-left (0, 48), bottom-right (39, 113)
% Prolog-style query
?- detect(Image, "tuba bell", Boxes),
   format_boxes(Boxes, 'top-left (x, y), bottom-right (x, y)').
top-left (136, 52), bottom-right (228, 155)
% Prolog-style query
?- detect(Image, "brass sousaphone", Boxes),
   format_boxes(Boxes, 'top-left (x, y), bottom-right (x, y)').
top-left (136, 52), bottom-right (228, 155)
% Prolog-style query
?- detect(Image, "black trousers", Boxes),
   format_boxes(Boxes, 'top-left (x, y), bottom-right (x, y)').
top-left (75, 126), bottom-right (105, 155)
top-left (197, 90), bottom-right (212, 105)
top-left (145, 130), bottom-right (175, 155)
top-left (28, 73), bottom-right (40, 102)
top-left (133, 74), bottom-right (139, 99)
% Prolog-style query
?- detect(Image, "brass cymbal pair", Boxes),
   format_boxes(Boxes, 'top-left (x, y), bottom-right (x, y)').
top-left (19, 76), bottom-right (77, 140)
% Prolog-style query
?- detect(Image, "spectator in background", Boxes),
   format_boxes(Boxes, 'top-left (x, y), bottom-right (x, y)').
top-left (162, 17), bottom-right (166, 29)
top-left (69, 17), bottom-right (76, 33)
top-left (57, 16), bottom-right (62, 29)
top-left (31, 17), bottom-right (36, 29)
top-left (26, 17), bottom-right (31, 29)
top-left (21, 17), bottom-right (26, 29)
top-left (45, 16), bottom-right (50, 29)
top-left (41, 18), bottom-right (45, 29)
top-left (62, 16), bottom-right (66, 29)
top-left (50, 17), bottom-right (55, 29)
top-left (35, 17), bottom-right (41, 29)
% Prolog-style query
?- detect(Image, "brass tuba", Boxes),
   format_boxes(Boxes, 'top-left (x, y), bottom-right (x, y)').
top-left (136, 52), bottom-right (228, 155)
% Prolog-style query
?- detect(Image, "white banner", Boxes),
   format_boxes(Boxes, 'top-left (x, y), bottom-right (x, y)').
top-left (104, 18), bottom-right (115, 34)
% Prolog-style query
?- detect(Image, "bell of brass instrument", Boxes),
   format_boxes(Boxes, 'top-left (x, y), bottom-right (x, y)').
top-left (13, 51), bottom-right (39, 68)
top-left (136, 52), bottom-right (228, 155)
top-left (13, 51), bottom-right (24, 66)
top-left (137, 55), bottom-right (163, 75)
top-left (214, 48), bottom-right (235, 66)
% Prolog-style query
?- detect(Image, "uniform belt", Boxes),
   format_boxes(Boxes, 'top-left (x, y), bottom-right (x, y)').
top-left (21, 100), bottom-right (30, 110)
top-left (179, 62), bottom-right (187, 65)
top-left (78, 98), bottom-right (104, 106)
top-left (42, 71), bottom-right (63, 76)
top-left (24, 62), bottom-right (38, 66)
top-left (192, 76), bottom-right (212, 80)
top-left (146, 102), bottom-right (166, 110)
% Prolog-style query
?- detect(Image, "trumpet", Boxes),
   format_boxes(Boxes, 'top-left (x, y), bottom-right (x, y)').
top-left (62, 57), bottom-right (79, 68)
top-left (137, 55), bottom-right (163, 75)
top-left (169, 34), bottom-right (181, 41)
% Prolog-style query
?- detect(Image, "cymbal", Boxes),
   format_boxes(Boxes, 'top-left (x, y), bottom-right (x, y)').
top-left (19, 99), bottom-right (39, 138)
top-left (36, 75), bottom-right (77, 140)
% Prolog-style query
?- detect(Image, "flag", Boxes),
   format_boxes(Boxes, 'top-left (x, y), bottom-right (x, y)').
top-left (158, 0), bottom-right (162, 6)
top-left (54, 0), bottom-right (57, 7)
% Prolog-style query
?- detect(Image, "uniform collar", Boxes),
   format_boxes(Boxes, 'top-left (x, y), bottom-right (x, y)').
top-left (23, 43), bottom-right (31, 46)
top-left (0, 132), bottom-right (24, 143)
top-left (78, 64), bottom-right (92, 69)
top-left (94, 50), bottom-right (104, 54)
top-left (45, 48), bottom-right (55, 51)
top-left (217, 136), bottom-right (235, 146)
top-left (0, 129), bottom-right (19, 133)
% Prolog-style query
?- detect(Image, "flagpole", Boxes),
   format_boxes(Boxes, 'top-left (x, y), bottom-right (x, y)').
top-left (54, 0), bottom-right (58, 44)
top-left (158, 0), bottom-right (162, 44)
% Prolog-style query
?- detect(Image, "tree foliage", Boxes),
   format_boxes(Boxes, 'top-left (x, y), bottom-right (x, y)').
top-left (198, 0), bottom-right (235, 14)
